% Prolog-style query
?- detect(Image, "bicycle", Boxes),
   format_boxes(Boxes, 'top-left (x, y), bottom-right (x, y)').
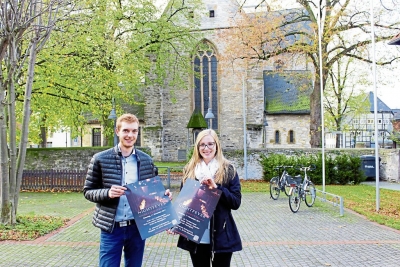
top-left (288, 165), bottom-right (316, 213)
top-left (269, 166), bottom-right (299, 200)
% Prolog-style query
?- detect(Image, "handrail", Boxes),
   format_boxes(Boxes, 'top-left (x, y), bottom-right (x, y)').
top-left (315, 189), bottom-right (344, 216)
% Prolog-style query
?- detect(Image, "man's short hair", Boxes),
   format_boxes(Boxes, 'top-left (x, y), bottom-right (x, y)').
top-left (116, 113), bottom-right (139, 131)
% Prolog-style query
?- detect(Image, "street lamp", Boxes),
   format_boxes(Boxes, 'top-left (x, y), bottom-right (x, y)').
top-left (205, 97), bottom-right (214, 129)
top-left (379, 109), bottom-right (385, 148)
top-left (382, 111), bottom-right (385, 148)
top-left (263, 115), bottom-right (268, 148)
top-left (108, 97), bottom-right (118, 146)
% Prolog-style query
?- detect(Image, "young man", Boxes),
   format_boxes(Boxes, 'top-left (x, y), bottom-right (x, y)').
top-left (84, 113), bottom-right (171, 267)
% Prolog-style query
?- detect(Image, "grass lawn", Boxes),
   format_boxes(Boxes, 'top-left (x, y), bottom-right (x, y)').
top-left (154, 161), bottom-right (185, 174)
top-left (319, 184), bottom-right (400, 230)
top-left (1, 180), bottom-right (400, 240)
top-left (1, 192), bottom-right (93, 241)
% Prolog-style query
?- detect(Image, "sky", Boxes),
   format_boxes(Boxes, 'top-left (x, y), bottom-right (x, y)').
top-left (155, 0), bottom-right (400, 109)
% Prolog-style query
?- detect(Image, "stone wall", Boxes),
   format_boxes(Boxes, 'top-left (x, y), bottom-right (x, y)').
top-left (24, 148), bottom-right (102, 171)
top-left (24, 147), bottom-right (400, 183)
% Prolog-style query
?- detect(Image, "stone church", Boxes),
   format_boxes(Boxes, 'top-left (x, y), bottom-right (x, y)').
top-left (39, 0), bottom-right (314, 159)
top-left (140, 0), bottom-right (313, 161)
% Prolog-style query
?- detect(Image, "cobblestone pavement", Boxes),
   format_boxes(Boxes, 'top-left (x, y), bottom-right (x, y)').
top-left (2, 192), bottom-right (400, 267)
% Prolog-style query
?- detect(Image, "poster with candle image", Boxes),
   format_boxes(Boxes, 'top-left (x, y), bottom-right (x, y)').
top-left (172, 179), bottom-right (222, 243)
top-left (125, 176), bottom-right (179, 240)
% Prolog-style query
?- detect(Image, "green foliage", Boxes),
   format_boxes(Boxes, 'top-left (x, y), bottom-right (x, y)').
top-left (260, 153), bottom-right (295, 179)
top-left (28, 0), bottom-right (203, 144)
top-left (0, 215), bottom-right (66, 241)
top-left (260, 152), bottom-right (366, 185)
top-left (333, 154), bottom-right (366, 185)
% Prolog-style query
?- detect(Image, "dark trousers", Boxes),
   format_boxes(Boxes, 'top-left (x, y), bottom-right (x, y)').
top-left (189, 243), bottom-right (233, 267)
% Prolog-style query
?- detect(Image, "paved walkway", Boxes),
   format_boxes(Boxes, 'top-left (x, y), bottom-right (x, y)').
top-left (2, 192), bottom-right (400, 266)
top-left (362, 180), bottom-right (400, 191)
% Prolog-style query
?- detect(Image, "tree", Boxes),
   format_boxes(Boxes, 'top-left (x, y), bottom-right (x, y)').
top-left (222, 0), bottom-right (400, 147)
top-left (0, 1), bottom-right (74, 225)
top-left (324, 57), bottom-right (370, 147)
top-left (0, 0), bottom-right (201, 225)
top-left (30, 0), bottom-right (202, 145)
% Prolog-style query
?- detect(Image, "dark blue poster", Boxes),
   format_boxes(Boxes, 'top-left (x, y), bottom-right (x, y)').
top-left (172, 179), bottom-right (222, 243)
top-left (125, 176), bottom-right (179, 240)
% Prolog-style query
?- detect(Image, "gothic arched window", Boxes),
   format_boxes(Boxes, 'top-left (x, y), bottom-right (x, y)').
top-left (193, 41), bottom-right (218, 130)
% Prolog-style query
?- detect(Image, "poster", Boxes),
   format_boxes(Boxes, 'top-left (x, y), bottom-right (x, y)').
top-left (125, 176), bottom-right (179, 240)
top-left (172, 179), bottom-right (222, 243)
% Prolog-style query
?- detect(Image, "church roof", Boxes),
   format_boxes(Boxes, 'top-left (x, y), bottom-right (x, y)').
top-left (264, 70), bottom-right (312, 114)
top-left (186, 109), bottom-right (208, 128)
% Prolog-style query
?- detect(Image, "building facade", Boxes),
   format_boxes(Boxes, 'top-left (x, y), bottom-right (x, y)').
top-left (141, 0), bottom-right (313, 161)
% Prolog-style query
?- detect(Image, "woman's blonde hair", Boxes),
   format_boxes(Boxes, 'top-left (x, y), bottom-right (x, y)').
top-left (183, 129), bottom-right (230, 184)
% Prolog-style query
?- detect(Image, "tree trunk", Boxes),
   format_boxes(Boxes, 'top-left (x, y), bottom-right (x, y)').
top-left (40, 126), bottom-right (47, 148)
top-left (0, 84), bottom-right (11, 224)
top-left (8, 40), bottom-right (19, 224)
top-left (0, 0), bottom-right (67, 225)
top-left (310, 81), bottom-right (322, 147)
top-left (13, 39), bottom-right (39, 219)
top-left (335, 134), bottom-right (341, 148)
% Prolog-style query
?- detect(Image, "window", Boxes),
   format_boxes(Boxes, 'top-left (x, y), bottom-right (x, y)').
top-left (209, 10), bottom-right (215, 17)
top-left (353, 119), bottom-right (359, 125)
top-left (288, 130), bottom-right (294, 143)
top-left (367, 119), bottom-right (374, 124)
top-left (275, 130), bottom-right (280, 144)
top-left (92, 128), bottom-right (101, 146)
top-left (193, 41), bottom-right (218, 130)
top-left (189, 11), bottom-right (194, 18)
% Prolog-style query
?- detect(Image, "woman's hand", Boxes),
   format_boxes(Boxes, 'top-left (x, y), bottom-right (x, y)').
top-left (166, 228), bottom-right (177, 235)
top-left (164, 189), bottom-right (173, 200)
top-left (201, 177), bottom-right (217, 189)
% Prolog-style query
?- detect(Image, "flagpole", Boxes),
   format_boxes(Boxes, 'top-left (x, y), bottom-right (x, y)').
top-left (318, 1), bottom-right (326, 192)
top-left (370, 0), bottom-right (380, 211)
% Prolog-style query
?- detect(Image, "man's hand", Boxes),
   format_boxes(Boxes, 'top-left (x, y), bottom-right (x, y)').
top-left (109, 185), bottom-right (126, 198)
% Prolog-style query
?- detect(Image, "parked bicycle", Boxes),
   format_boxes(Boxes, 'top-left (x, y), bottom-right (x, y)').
top-left (288, 165), bottom-right (316, 213)
top-left (270, 166), bottom-right (299, 200)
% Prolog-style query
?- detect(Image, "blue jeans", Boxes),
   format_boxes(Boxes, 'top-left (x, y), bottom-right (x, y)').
top-left (99, 222), bottom-right (145, 267)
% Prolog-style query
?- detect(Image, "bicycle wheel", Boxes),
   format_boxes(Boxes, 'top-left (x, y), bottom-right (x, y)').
top-left (269, 177), bottom-right (280, 200)
top-left (289, 186), bottom-right (301, 213)
top-left (304, 181), bottom-right (316, 207)
top-left (283, 177), bottom-right (291, 197)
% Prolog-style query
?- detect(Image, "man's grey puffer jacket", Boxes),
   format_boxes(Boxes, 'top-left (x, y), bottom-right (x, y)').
top-left (83, 146), bottom-right (156, 233)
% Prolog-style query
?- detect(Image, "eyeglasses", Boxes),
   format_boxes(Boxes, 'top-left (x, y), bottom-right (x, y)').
top-left (198, 142), bottom-right (215, 150)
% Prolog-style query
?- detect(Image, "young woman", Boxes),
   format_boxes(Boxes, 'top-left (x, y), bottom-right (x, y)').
top-left (177, 129), bottom-right (242, 267)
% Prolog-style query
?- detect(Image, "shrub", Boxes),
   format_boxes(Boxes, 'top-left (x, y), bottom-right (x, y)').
top-left (260, 152), bottom-right (365, 185)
